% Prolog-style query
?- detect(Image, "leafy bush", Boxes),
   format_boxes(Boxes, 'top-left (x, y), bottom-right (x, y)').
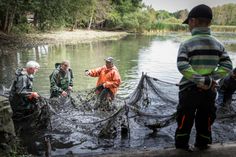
top-left (122, 13), bottom-right (139, 31)
top-left (151, 22), bottom-right (187, 32)
top-left (11, 23), bottom-right (36, 34)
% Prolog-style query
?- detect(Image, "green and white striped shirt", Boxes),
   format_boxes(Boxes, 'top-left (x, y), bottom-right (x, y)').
top-left (177, 27), bottom-right (232, 90)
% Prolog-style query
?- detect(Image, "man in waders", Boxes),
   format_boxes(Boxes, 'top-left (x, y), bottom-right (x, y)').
top-left (9, 61), bottom-right (40, 116)
top-left (85, 57), bottom-right (121, 108)
top-left (216, 68), bottom-right (236, 108)
top-left (175, 4), bottom-right (232, 151)
top-left (50, 60), bottom-right (73, 98)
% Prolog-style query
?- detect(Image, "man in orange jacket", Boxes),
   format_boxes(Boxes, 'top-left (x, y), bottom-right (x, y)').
top-left (85, 57), bottom-right (121, 102)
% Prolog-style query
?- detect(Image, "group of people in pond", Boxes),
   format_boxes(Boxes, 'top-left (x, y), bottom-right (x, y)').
top-left (8, 3), bottom-right (236, 152)
top-left (48, 57), bottom-right (121, 100)
top-left (9, 57), bottom-right (121, 115)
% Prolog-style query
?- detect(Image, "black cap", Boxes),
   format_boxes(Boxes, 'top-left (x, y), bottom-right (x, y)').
top-left (183, 4), bottom-right (212, 24)
top-left (104, 57), bottom-right (114, 63)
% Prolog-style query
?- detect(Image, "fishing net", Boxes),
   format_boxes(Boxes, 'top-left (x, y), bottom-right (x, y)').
top-left (1, 73), bottom-right (236, 154)
top-left (2, 74), bottom-right (236, 137)
top-left (0, 87), bottom-right (50, 133)
top-left (49, 89), bottom-right (127, 139)
top-left (0, 96), bottom-right (16, 156)
top-left (125, 74), bottom-right (178, 131)
top-left (48, 74), bottom-right (236, 142)
top-left (46, 74), bottom-right (179, 138)
top-left (11, 97), bottom-right (51, 134)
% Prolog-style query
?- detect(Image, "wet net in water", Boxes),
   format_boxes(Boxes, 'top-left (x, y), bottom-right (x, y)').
top-left (48, 74), bottom-right (236, 146)
top-left (1, 73), bottom-right (236, 154)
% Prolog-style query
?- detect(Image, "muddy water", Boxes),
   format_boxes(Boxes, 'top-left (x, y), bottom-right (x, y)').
top-left (1, 33), bottom-right (236, 156)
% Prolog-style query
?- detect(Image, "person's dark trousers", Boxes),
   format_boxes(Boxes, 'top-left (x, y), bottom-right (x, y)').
top-left (98, 88), bottom-right (113, 102)
top-left (95, 85), bottom-right (114, 101)
top-left (50, 92), bottom-right (59, 98)
top-left (175, 86), bottom-right (216, 149)
top-left (223, 92), bottom-right (234, 107)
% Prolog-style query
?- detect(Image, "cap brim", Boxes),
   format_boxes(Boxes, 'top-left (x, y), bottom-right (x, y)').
top-left (182, 18), bottom-right (189, 24)
top-left (104, 59), bottom-right (112, 63)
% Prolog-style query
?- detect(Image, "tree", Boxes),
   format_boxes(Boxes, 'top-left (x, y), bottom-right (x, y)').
top-left (87, 0), bottom-right (112, 29)
top-left (212, 3), bottom-right (236, 25)
top-left (156, 10), bottom-right (171, 22)
top-left (173, 9), bottom-right (188, 22)
top-left (0, 0), bottom-right (22, 33)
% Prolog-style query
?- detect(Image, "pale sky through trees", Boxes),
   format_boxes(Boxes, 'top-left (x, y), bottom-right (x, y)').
top-left (143, 0), bottom-right (236, 12)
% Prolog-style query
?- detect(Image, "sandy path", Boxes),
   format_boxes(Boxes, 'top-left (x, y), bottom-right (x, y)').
top-left (0, 30), bottom-right (128, 54)
top-left (35, 30), bottom-right (128, 44)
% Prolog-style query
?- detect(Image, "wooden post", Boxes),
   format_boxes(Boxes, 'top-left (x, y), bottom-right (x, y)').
top-left (45, 136), bottom-right (52, 157)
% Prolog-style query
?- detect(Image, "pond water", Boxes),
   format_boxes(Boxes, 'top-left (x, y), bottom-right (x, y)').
top-left (1, 33), bottom-right (236, 97)
top-left (1, 32), bottom-right (236, 155)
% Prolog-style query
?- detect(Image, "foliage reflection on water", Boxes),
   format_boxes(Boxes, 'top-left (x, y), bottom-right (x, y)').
top-left (0, 33), bottom-right (236, 97)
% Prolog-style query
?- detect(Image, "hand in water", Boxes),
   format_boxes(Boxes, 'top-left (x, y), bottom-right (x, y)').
top-left (28, 92), bottom-right (40, 100)
top-left (61, 91), bottom-right (68, 97)
top-left (68, 86), bottom-right (73, 91)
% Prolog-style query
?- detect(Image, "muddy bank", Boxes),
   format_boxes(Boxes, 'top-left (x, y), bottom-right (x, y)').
top-left (54, 142), bottom-right (236, 157)
top-left (0, 30), bottom-right (128, 55)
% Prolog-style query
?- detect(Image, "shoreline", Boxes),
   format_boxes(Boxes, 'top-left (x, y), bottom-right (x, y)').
top-left (54, 142), bottom-right (236, 157)
top-left (0, 30), bottom-right (128, 55)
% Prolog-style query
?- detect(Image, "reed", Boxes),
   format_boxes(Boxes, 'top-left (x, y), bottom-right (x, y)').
top-left (146, 22), bottom-right (236, 33)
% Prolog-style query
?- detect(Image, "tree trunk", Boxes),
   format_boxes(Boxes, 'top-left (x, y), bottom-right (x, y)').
top-left (3, 5), bottom-right (16, 33)
top-left (88, 13), bottom-right (93, 30)
top-left (34, 12), bottom-right (38, 27)
top-left (71, 20), bottom-right (77, 31)
top-left (3, 8), bottom-right (9, 32)
top-left (7, 7), bottom-right (16, 33)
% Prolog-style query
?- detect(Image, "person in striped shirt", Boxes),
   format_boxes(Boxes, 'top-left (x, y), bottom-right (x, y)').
top-left (175, 4), bottom-right (232, 151)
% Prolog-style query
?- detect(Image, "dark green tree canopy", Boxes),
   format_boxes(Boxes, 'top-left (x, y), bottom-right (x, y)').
top-left (0, 0), bottom-right (235, 33)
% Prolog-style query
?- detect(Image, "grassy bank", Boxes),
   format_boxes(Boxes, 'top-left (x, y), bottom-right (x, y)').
top-left (211, 25), bottom-right (236, 32)
top-left (143, 23), bottom-right (236, 35)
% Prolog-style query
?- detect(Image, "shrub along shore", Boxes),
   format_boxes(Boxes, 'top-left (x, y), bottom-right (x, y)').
top-left (144, 23), bottom-right (236, 34)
